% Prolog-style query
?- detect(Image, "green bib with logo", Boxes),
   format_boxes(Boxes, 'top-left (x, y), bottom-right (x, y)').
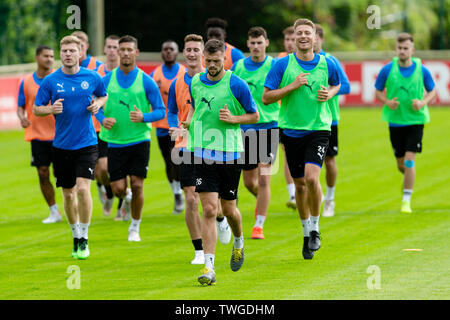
top-left (188, 71), bottom-right (245, 152)
top-left (382, 57), bottom-right (429, 124)
top-left (279, 54), bottom-right (331, 131)
top-left (100, 68), bottom-right (152, 144)
top-left (233, 57), bottom-right (279, 124)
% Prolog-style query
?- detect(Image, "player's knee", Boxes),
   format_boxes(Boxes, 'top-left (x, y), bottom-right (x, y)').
top-left (202, 203), bottom-right (217, 219)
top-left (62, 189), bottom-right (77, 202)
top-left (243, 178), bottom-right (257, 191)
top-left (404, 159), bottom-right (415, 169)
top-left (185, 190), bottom-right (198, 208)
top-left (37, 167), bottom-right (50, 180)
top-left (305, 175), bottom-right (319, 188)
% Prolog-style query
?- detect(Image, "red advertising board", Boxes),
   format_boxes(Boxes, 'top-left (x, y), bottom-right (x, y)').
top-left (1, 60), bottom-right (449, 130)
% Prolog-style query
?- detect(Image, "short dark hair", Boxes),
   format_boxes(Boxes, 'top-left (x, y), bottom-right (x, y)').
top-left (315, 24), bottom-right (324, 39)
top-left (205, 17), bottom-right (228, 30)
top-left (119, 35), bottom-right (138, 48)
top-left (36, 45), bottom-right (53, 56)
top-left (397, 33), bottom-right (414, 43)
top-left (283, 26), bottom-right (294, 35)
top-left (248, 26), bottom-right (268, 39)
top-left (106, 34), bottom-right (120, 41)
top-left (204, 39), bottom-right (225, 54)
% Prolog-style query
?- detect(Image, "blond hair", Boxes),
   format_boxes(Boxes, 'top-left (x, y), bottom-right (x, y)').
top-left (60, 35), bottom-right (81, 51)
top-left (71, 30), bottom-right (89, 43)
top-left (293, 18), bottom-right (315, 32)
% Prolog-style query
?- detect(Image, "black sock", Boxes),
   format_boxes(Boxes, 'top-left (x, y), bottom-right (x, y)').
top-left (97, 182), bottom-right (102, 188)
top-left (216, 217), bottom-right (224, 222)
top-left (117, 198), bottom-right (123, 209)
top-left (105, 185), bottom-right (113, 199)
top-left (192, 238), bottom-right (203, 251)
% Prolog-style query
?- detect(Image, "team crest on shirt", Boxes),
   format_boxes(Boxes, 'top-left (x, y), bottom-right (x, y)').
top-left (81, 81), bottom-right (89, 90)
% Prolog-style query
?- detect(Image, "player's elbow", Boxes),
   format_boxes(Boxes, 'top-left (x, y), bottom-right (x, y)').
top-left (251, 111), bottom-right (260, 124)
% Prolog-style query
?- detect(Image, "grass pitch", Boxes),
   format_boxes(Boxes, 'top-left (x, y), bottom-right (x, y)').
top-left (0, 107), bottom-right (449, 300)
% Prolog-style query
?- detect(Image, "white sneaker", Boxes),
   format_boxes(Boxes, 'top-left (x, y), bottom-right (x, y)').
top-left (191, 250), bottom-right (205, 264)
top-left (286, 196), bottom-right (296, 209)
top-left (97, 184), bottom-right (106, 206)
top-left (103, 198), bottom-right (114, 216)
top-left (42, 211), bottom-right (62, 224)
top-left (128, 230), bottom-right (141, 242)
top-left (322, 199), bottom-right (335, 217)
top-left (122, 188), bottom-right (132, 221)
top-left (217, 217), bottom-right (231, 245)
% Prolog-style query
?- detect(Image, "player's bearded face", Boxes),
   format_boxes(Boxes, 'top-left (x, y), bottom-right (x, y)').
top-left (119, 43), bottom-right (138, 67)
top-left (396, 40), bottom-right (414, 62)
top-left (205, 52), bottom-right (224, 78)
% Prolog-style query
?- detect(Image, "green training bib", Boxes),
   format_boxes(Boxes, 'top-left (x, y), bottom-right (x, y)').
top-left (233, 57), bottom-right (279, 124)
top-left (382, 57), bottom-right (430, 124)
top-left (279, 54), bottom-right (331, 131)
top-left (188, 71), bottom-right (245, 152)
top-left (100, 68), bottom-right (152, 144)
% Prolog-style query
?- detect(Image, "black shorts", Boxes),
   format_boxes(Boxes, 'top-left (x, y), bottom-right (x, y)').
top-left (178, 149), bottom-right (196, 188)
top-left (242, 128), bottom-right (279, 171)
top-left (280, 130), bottom-right (330, 178)
top-left (389, 125), bottom-right (424, 158)
top-left (107, 141), bottom-right (150, 182)
top-left (52, 145), bottom-right (98, 189)
top-left (194, 157), bottom-right (242, 200)
top-left (97, 132), bottom-right (108, 159)
top-left (326, 125), bottom-right (338, 157)
top-left (31, 140), bottom-right (53, 167)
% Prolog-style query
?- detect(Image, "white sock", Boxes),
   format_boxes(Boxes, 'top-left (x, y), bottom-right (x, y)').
top-left (325, 186), bottom-right (335, 201)
top-left (205, 253), bottom-right (215, 270)
top-left (254, 215), bottom-right (266, 228)
top-left (129, 218), bottom-right (141, 233)
top-left (79, 223), bottom-right (89, 239)
top-left (287, 183), bottom-right (295, 199)
top-left (70, 223), bottom-right (80, 239)
top-left (311, 215), bottom-right (320, 232)
top-left (301, 218), bottom-right (311, 237)
top-left (170, 181), bottom-right (182, 195)
top-left (233, 234), bottom-right (244, 249)
top-left (50, 204), bottom-right (59, 215)
top-left (403, 189), bottom-right (413, 202)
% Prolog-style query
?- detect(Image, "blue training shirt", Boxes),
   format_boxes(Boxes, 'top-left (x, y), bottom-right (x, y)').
top-left (80, 54), bottom-right (103, 71)
top-left (189, 72), bottom-right (258, 161)
top-left (34, 67), bottom-right (107, 150)
top-left (97, 66), bottom-right (166, 148)
top-left (231, 56), bottom-right (278, 131)
top-left (264, 53), bottom-right (340, 137)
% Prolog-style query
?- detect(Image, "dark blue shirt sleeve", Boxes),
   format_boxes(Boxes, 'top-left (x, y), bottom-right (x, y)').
top-left (167, 79), bottom-right (179, 128)
top-left (34, 77), bottom-right (52, 106)
top-left (93, 72), bottom-right (107, 97)
top-left (18, 80), bottom-right (25, 107)
top-left (374, 63), bottom-right (393, 91)
top-left (329, 55), bottom-right (350, 95)
top-left (95, 107), bottom-right (106, 123)
top-left (142, 74), bottom-right (165, 123)
top-left (325, 57), bottom-right (340, 86)
top-left (264, 56), bottom-right (289, 90)
top-left (230, 74), bottom-right (257, 113)
top-left (422, 65), bottom-right (435, 92)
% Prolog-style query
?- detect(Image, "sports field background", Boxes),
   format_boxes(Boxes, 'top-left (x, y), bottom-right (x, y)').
top-left (0, 107), bottom-right (449, 300)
